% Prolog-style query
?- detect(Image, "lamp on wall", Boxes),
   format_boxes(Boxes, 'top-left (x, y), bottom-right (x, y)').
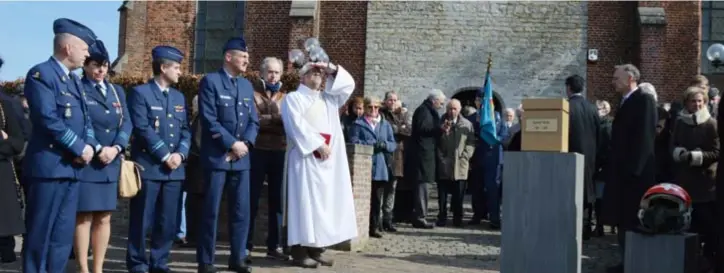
top-left (707, 43), bottom-right (724, 68)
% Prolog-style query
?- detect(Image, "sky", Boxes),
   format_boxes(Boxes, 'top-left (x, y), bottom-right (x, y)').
top-left (0, 1), bottom-right (121, 81)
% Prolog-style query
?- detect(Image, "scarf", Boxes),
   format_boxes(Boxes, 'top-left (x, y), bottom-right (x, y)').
top-left (264, 80), bottom-right (282, 93)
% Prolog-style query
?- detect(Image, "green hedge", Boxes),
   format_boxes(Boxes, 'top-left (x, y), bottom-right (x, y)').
top-left (0, 70), bottom-right (301, 106)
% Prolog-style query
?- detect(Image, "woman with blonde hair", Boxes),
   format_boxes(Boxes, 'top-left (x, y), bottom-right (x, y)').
top-left (670, 86), bottom-right (719, 270)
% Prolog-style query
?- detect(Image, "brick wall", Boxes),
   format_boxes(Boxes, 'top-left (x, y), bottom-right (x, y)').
top-left (364, 1), bottom-right (588, 109)
top-left (113, 1), bottom-right (196, 76)
top-left (244, 1), bottom-right (292, 72)
top-left (661, 1), bottom-right (701, 102)
top-left (586, 1), bottom-right (701, 106)
top-left (319, 1), bottom-right (368, 97)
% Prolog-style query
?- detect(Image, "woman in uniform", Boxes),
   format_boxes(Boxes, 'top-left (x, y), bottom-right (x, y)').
top-left (73, 40), bottom-right (132, 273)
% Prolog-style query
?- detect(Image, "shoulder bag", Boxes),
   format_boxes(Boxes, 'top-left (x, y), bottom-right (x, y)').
top-left (108, 83), bottom-right (144, 198)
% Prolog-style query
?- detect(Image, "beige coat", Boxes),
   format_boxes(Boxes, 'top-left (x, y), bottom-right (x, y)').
top-left (436, 114), bottom-right (476, 181)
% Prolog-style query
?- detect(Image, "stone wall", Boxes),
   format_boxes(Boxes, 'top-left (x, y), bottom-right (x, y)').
top-left (364, 1), bottom-right (588, 108)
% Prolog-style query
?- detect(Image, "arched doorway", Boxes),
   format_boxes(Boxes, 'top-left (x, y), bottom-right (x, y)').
top-left (451, 87), bottom-right (506, 114)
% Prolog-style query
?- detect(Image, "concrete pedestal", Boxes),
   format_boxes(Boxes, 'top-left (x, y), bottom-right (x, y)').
top-left (624, 232), bottom-right (699, 273)
top-left (501, 151), bottom-right (584, 273)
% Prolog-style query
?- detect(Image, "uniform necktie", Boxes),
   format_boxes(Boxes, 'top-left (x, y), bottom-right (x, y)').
top-left (96, 84), bottom-right (106, 97)
top-left (231, 77), bottom-right (238, 87)
top-left (162, 89), bottom-right (169, 97)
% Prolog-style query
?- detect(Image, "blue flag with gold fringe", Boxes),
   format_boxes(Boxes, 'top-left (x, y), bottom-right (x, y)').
top-left (479, 64), bottom-right (499, 146)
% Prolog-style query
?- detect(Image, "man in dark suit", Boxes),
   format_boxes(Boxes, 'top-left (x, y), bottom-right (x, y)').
top-left (565, 75), bottom-right (600, 240)
top-left (602, 64), bottom-right (657, 273)
top-left (404, 89), bottom-right (446, 229)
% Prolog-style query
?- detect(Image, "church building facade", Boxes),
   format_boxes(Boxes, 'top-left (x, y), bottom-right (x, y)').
top-left (113, 1), bottom-right (707, 108)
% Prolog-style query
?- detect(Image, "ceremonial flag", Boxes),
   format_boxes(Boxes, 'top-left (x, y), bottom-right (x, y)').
top-left (479, 68), bottom-right (499, 146)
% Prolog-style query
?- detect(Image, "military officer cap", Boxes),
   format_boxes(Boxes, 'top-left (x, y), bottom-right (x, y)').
top-left (223, 37), bottom-right (247, 53)
top-left (152, 45), bottom-right (184, 63)
top-left (53, 18), bottom-right (97, 46)
top-left (88, 40), bottom-right (109, 64)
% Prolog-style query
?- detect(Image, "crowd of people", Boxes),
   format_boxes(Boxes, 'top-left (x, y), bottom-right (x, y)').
top-left (0, 16), bottom-right (722, 273)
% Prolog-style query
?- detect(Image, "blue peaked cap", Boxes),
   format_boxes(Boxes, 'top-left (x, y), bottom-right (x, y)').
top-left (88, 40), bottom-right (109, 63)
top-left (223, 37), bottom-right (247, 53)
top-left (53, 18), bottom-right (97, 46)
top-left (152, 45), bottom-right (184, 63)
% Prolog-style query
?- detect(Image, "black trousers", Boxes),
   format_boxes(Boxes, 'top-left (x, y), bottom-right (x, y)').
top-left (0, 236), bottom-right (14, 256)
top-left (436, 180), bottom-right (466, 224)
top-left (393, 188), bottom-right (414, 223)
top-left (369, 181), bottom-right (387, 232)
top-left (469, 167), bottom-right (488, 220)
top-left (691, 201), bottom-right (716, 258)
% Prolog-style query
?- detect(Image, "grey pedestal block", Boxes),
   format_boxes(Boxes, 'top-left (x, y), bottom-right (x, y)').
top-left (500, 152), bottom-right (584, 273)
top-left (624, 232), bottom-right (699, 273)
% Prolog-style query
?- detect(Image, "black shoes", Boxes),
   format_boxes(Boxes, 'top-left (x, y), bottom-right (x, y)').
top-left (412, 221), bottom-right (434, 229)
top-left (290, 245), bottom-right (319, 269)
top-left (382, 221), bottom-right (397, 232)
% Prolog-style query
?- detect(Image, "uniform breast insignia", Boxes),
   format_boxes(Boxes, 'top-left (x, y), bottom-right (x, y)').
top-left (154, 116), bottom-right (160, 132)
top-left (87, 100), bottom-right (98, 106)
top-left (243, 97), bottom-right (251, 112)
top-left (113, 102), bottom-right (121, 114)
top-left (33, 71), bottom-right (41, 79)
top-left (174, 105), bottom-right (184, 113)
top-left (64, 103), bottom-right (72, 118)
top-left (151, 106), bottom-right (163, 111)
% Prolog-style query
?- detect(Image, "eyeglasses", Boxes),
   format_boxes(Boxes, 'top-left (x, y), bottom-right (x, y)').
top-left (367, 105), bottom-right (380, 109)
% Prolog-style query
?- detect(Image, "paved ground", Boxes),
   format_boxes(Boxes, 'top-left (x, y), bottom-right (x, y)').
top-left (0, 191), bottom-right (620, 273)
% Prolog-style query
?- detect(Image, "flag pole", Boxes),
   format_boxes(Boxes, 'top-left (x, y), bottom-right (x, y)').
top-left (487, 52), bottom-right (492, 74)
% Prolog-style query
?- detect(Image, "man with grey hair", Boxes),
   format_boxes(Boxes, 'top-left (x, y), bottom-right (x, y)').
top-left (637, 82), bottom-right (658, 102)
top-left (603, 63), bottom-right (656, 273)
top-left (404, 89), bottom-right (446, 229)
top-left (247, 55), bottom-right (290, 260)
top-left (435, 98), bottom-right (475, 227)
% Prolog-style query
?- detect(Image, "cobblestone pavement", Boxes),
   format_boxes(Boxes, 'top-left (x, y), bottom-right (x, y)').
top-left (0, 191), bottom-right (620, 273)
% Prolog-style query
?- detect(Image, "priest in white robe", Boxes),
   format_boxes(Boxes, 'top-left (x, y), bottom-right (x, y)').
top-left (280, 61), bottom-right (358, 268)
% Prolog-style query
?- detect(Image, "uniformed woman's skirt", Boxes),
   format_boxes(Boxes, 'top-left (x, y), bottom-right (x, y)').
top-left (78, 182), bottom-right (118, 212)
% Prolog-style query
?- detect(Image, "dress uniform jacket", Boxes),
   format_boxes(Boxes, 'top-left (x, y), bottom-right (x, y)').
top-left (80, 78), bottom-right (132, 182)
top-left (23, 57), bottom-right (100, 180)
top-left (199, 70), bottom-right (260, 170)
top-left (128, 80), bottom-right (191, 180)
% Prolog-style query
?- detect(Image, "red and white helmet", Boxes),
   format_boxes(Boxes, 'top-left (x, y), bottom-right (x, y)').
top-left (637, 183), bottom-right (692, 234)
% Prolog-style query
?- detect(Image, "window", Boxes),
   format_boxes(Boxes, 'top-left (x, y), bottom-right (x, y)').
top-left (194, 1), bottom-right (246, 74)
top-left (701, 1), bottom-right (724, 74)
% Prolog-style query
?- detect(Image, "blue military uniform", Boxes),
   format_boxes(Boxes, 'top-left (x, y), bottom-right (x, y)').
top-left (125, 46), bottom-right (191, 273)
top-left (79, 40), bottom-right (132, 212)
top-left (197, 37), bottom-right (259, 272)
top-left (22, 18), bottom-right (100, 273)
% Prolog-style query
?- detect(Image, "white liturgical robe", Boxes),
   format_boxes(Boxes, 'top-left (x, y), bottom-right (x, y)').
top-left (281, 66), bottom-right (358, 248)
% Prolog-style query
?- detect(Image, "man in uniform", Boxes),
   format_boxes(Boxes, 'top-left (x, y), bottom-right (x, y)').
top-left (22, 18), bottom-right (101, 273)
top-left (125, 45), bottom-right (192, 273)
top-left (196, 37), bottom-right (259, 273)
